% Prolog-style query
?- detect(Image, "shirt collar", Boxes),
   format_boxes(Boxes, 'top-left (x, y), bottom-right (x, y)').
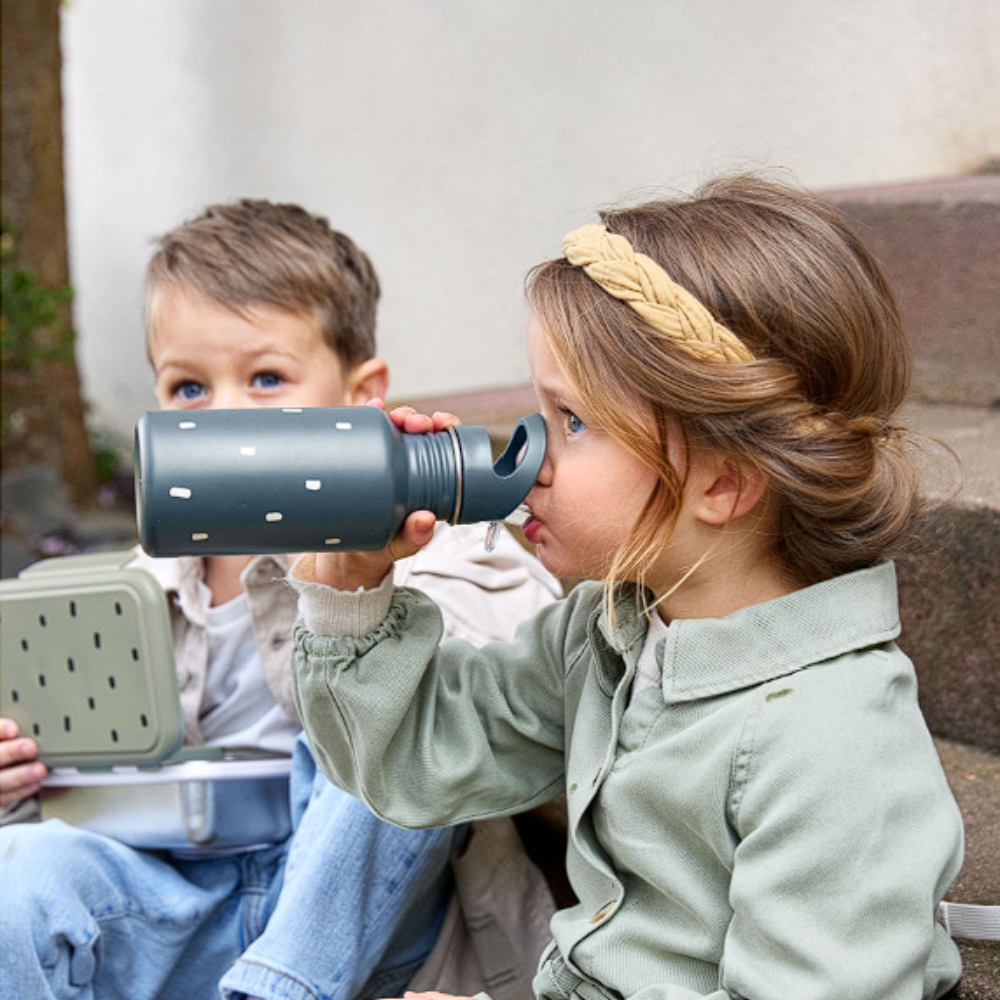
top-left (596, 562), bottom-right (900, 702)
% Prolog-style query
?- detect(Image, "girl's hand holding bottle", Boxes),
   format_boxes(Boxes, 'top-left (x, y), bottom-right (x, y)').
top-left (311, 402), bottom-right (460, 592)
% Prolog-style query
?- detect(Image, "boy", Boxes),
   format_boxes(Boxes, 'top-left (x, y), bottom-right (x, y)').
top-left (0, 200), bottom-right (562, 1000)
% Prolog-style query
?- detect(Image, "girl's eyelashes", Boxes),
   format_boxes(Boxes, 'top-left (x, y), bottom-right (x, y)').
top-left (558, 407), bottom-right (587, 436)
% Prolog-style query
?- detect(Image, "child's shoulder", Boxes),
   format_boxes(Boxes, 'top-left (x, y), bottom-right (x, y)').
top-left (127, 544), bottom-right (187, 591)
top-left (775, 634), bottom-right (908, 690)
top-left (127, 545), bottom-right (219, 594)
top-left (746, 640), bottom-right (932, 774)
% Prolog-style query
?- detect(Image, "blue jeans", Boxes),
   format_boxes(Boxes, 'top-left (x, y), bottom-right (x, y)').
top-left (0, 735), bottom-right (464, 1000)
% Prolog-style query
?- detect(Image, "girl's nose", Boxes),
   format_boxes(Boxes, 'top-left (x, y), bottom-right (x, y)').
top-left (532, 446), bottom-right (554, 488)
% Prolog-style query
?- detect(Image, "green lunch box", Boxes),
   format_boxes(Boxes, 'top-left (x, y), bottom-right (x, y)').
top-left (1, 550), bottom-right (292, 851)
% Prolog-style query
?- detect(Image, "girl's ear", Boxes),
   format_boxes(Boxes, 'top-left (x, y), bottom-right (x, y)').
top-left (693, 455), bottom-right (769, 526)
top-left (345, 357), bottom-right (389, 405)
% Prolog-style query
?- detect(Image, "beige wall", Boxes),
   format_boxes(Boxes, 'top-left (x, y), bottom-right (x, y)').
top-left (61, 0), bottom-right (1000, 442)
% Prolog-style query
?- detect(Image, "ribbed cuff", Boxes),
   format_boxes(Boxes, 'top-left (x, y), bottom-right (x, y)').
top-left (288, 553), bottom-right (394, 636)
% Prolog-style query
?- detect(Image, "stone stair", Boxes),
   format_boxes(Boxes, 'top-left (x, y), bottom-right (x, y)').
top-left (823, 174), bottom-right (1000, 410)
top-left (826, 175), bottom-right (1000, 997)
top-left (895, 399), bottom-right (1000, 998)
top-left (409, 173), bottom-right (1000, 996)
top-left (829, 181), bottom-right (998, 998)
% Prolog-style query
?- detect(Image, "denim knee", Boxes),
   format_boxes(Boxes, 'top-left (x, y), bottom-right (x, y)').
top-left (0, 821), bottom-right (105, 996)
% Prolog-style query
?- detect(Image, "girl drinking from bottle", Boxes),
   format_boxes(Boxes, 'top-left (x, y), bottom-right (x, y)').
top-left (288, 174), bottom-right (963, 1000)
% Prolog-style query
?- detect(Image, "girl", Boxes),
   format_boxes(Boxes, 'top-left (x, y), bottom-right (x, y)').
top-left (288, 175), bottom-right (964, 1000)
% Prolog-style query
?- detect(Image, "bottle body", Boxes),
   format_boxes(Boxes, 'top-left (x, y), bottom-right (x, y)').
top-left (135, 406), bottom-right (544, 557)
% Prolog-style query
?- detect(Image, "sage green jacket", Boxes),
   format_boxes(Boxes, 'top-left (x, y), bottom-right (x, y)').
top-left (292, 561), bottom-right (963, 1000)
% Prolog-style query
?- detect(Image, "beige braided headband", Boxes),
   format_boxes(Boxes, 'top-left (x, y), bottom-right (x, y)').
top-left (562, 224), bottom-right (754, 364)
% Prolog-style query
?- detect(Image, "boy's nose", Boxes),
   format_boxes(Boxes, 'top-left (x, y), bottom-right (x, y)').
top-left (208, 386), bottom-right (251, 410)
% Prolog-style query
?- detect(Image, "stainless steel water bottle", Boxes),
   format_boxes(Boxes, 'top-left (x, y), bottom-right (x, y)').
top-left (134, 406), bottom-right (545, 557)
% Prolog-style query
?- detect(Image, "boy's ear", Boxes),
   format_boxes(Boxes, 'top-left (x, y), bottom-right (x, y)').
top-left (693, 455), bottom-right (769, 526)
top-left (344, 357), bottom-right (389, 405)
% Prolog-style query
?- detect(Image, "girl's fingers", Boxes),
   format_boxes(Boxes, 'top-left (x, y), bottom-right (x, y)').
top-left (384, 405), bottom-right (461, 434)
top-left (389, 407), bottom-right (433, 433)
top-left (387, 512), bottom-right (437, 561)
top-left (430, 411), bottom-right (460, 430)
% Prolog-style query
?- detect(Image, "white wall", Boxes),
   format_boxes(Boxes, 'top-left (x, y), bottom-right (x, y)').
top-left (61, 0), bottom-right (1000, 443)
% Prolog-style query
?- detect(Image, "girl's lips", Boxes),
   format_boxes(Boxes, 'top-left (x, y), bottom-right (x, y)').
top-left (521, 515), bottom-right (542, 545)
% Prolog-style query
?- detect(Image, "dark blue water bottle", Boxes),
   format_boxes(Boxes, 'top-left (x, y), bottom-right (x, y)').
top-left (135, 406), bottom-right (545, 557)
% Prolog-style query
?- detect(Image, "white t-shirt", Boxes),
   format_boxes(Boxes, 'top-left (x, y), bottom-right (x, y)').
top-left (631, 610), bottom-right (670, 700)
top-left (196, 582), bottom-right (299, 755)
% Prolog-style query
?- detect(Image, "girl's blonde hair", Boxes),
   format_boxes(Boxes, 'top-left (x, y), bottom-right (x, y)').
top-left (527, 174), bottom-right (920, 596)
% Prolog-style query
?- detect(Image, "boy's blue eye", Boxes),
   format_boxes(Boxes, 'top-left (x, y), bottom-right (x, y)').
top-left (176, 382), bottom-right (206, 401)
top-left (252, 372), bottom-right (285, 390)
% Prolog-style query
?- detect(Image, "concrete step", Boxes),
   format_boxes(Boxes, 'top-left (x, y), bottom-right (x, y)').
top-left (822, 175), bottom-right (1000, 409)
top-left (934, 739), bottom-right (1000, 999)
top-left (895, 401), bottom-right (1000, 755)
top-left (902, 401), bottom-right (1000, 506)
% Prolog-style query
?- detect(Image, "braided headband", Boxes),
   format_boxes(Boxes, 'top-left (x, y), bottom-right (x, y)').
top-left (562, 224), bottom-right (754, 364)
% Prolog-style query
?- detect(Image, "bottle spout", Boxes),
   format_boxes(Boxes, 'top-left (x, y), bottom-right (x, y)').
top-left (453, 412), bottom-right (546, 525)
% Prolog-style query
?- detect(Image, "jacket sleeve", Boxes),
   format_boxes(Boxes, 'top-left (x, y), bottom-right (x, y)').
top-left (282, 525), bottom-right (560, 724)
top-left (291, 585), bottom-right (589, 829)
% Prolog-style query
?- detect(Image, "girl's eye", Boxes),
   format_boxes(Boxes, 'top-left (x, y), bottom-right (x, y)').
top-left (563, 410), bottom-right (587, 435)
top-left (252, 371), bottom-right (286, 390)
top-left (175, 381), bottom-right (206, 402)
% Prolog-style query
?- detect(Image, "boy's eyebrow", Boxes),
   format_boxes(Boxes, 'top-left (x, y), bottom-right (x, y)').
top-left (147, 352), bottom-right (186, 374)
top-left (153, 340), bottom-right (303, 369)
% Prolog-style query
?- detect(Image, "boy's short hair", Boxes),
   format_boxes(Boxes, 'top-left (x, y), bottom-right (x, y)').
top-left (145, 199), bottom-right (379, 367)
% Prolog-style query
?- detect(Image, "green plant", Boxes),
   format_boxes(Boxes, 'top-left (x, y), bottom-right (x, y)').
top-left (89, 428), bottom-right (127, 485)
top-left (1, 218), bottom-right (76, 372)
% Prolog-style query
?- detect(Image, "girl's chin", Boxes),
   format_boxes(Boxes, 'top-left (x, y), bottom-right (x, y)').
top-left (534, 544), bottom-right (583, 581)
top-left (529, 540), bottom-right (556, 570)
